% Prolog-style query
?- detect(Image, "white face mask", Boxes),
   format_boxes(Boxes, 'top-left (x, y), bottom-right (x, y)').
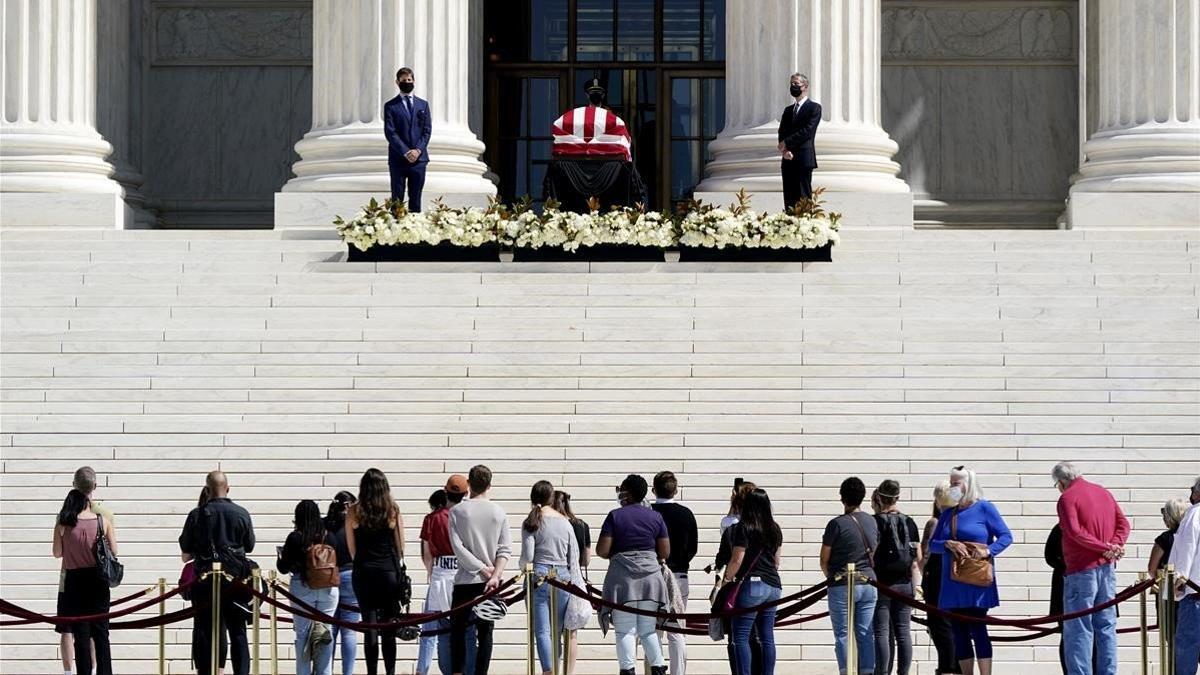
top-left (948, 486), bottom-right (965, 504)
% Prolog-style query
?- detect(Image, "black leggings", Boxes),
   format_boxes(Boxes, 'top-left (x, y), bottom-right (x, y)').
top-left (63, 568), bottom-right (111, 675)
top-left (949, 608), bottom-right (992, 661)
top-left (451, 583), bottom-right (495, 675)
top-left (353, 566), bottom-right (402, 675)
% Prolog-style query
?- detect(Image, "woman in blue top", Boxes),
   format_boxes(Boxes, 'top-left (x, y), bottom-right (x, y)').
top-left (929, 466), bottom-right (1013, 675)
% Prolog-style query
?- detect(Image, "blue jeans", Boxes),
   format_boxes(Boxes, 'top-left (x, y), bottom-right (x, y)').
top-left (417, 622), bottom-right (438, 674)
top-left (437, 618), bottom-right (475, 674)
top-left (331, 570), bottom-right (359, 675)
top-left (732, 580), bottom-right (782, 675)
top-left (829, 583), bottom-right (878, 675)
top-left (1177, 594), bottom-right (1200, 675)
top-left (532, 564), bottom-right (571, 673)
top-left (290, 576), bottom-right (338, 675)
top-left (1063, 563), bottom-right (1117, 675)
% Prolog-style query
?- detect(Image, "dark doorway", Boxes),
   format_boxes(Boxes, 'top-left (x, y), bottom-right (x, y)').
top-left (484, 0), bottom-right (725, 211)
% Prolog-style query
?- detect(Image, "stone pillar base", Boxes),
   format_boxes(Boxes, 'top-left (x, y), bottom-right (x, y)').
top-left (1067, 192), bottom-right (1200, 229)
top-left (693, 191), bottom-right (914, 228)
top-left (0, 193), bottom-right (132, 229)
top-left (274, 191), bottom-right (495, 230)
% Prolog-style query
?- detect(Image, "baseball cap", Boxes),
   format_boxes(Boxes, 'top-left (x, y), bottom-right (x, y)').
top-left (445, 474), bottom-right (469, 495)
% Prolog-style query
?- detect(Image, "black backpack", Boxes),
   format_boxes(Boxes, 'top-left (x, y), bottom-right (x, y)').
top-left (874, 512), bottom-right (915, 579)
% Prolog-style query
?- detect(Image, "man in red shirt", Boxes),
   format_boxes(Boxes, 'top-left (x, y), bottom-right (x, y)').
top-left (421, 475), bottom-right (471, 675)
top-left (1053, 462), bottom-right (1130, 675)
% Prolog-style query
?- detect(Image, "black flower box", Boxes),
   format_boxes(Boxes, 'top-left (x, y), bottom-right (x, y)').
top-left (512, 244), bottom-right (666, 262)
top-left (346, 243), bottom-right (501, 262)
top-left (676, 243), bottom-right (832, 263)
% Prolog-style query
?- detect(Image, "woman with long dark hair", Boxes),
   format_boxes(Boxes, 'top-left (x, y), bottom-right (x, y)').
top-left (325, 491), bottom-right (358, 675)
top-left (278, 500), bottom-right (340, 675)
top-left (346, 469), bottom-right (406, 675)
top-left (52, 489), bottom-right (117, 675)
top-left (520, 481), bottom-right (581, 675)
top-left (722, 488), bottom-right (783, 675)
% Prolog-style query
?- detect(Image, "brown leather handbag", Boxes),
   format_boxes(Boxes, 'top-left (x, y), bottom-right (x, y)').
top-left (949, 511), bottom-right (994, 587)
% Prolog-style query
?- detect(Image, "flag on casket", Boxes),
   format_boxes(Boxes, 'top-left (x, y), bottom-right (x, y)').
top-left (551, 105), bottom-right (632, 162)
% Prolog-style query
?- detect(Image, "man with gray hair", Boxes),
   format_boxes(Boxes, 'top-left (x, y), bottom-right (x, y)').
top-left (1052, 462), bottom-right (1129, 675)
top-left (1167, 476), bottom-right (1200, 675)
top-left (777, 72), bottom-right (821, 208)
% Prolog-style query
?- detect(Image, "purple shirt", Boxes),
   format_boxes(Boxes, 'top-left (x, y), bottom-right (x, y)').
top-left (600, 504), bottom-right (669, 554)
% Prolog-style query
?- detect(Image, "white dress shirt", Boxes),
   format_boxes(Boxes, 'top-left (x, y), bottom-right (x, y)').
top-left (1168, 501), bottom-right (1200, 599)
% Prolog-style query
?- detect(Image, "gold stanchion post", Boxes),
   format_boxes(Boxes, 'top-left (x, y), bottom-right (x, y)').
top-left (158, 577), bottom-right (166, 675)
top-left (1139, 571), bottom-right (1149, 675)
top-left (211, 562), bottom-right (223, 675)
top-left (252, 567), bottom-right (262, 675)
top-left (846, 562), bottom-right (857, 675)
top-left (549, 567), bottom-right (560, 675)
top-left (526, 564), bottom-right (536, 675)
top-left (269, 570), bottom-right (279, 675)
top-left (1159, 568), bottom-right (1170, 675)
top-left (1166, 564), bottom-right (1177, 675)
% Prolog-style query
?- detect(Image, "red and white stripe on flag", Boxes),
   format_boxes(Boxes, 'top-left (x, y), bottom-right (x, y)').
top-left (551, 105), bottom-right (632, 161)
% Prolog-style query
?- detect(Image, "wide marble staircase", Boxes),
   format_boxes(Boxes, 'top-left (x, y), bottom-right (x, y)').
top-left (1, 227), bottom-right (1197, 674)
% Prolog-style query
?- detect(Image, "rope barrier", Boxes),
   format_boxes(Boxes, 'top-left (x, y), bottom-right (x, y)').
top-left (561, 577), bottom-right (831, 623)
top-left (0, 579), bottom-right (197, 626)
top-left (237, 573), bottom-right (525, 633)
top-left (0, 567), bottom-right (1166, 646)
top-left (864, 576), bottom-right (1154, 628)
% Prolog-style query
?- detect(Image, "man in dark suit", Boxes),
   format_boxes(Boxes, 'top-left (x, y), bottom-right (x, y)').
top-left (777, 72), bottom-right (821, 209)
top-left (384, 66), bottom-right (431, 212)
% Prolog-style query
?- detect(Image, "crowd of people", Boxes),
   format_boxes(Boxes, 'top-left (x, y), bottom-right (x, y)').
top-left (48, 465), bottom-right (1200, 675)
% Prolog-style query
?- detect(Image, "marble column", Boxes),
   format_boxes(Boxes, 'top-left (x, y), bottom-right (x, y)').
top-left (1, 0), bottom-right (129, 228)
top-left (695, 0), bottom-right (912, 226)
top-left (275, 0), bottom-right (495, 229)
top-left (1068, 0), bottom-right (1200, 228)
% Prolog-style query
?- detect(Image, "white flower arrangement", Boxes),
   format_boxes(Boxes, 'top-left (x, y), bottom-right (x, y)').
top-left (334, 190), bottom-right (839, 253)
top-left (677, 188), bottom-right (840, 250)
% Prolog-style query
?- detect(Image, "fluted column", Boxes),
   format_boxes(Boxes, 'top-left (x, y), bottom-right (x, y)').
top-left (1068, 0), bottom-right (1200, 227)
top-left (1, 0), bottom-right (129, 228)
top-left (696, 0), bottom-right (912, 226)
top-left (275, 0), bottom-right (495, 228)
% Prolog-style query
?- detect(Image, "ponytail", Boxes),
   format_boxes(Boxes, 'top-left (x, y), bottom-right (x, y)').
top-left (522, 480), bottom-right (555, 533)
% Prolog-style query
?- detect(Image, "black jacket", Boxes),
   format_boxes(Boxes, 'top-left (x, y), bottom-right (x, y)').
top-left (777, 99), bottom-right (821, 169)
top-left (651, 501), bottom-right (699, 574)
top-left (179, 498), bottom-right (256, 572)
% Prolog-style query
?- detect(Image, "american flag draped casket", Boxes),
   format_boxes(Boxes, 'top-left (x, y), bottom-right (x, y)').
top-left (551, 105), bottom-right (632, 162)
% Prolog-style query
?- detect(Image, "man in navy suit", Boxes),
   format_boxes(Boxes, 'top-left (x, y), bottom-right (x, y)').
top-left (384, 67), bottom-right (431, 212)
top-left (777, 72), bottom-right (821, 209)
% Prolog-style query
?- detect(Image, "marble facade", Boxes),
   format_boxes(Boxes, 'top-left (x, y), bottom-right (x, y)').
top-left (2, 0), bottom-right (1196, 229)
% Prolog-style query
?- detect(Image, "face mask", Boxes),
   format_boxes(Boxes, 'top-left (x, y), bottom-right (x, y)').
top-left (790, 84), bottom-right (804, 97)
top-left (948, 486), bottom-right (964, 504)
top-left (588, 92), bottom-right (603, 105)
top-left (399, 81), bottom-right (414, 94)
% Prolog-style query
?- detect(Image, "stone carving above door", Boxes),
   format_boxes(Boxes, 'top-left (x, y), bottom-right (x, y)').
top-left (152, 4), bottom-right (312, 65)
top-left (883, 3), bottom-right (1076, 62)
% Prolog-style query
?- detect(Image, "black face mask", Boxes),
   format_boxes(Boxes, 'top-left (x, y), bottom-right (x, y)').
top-left (588, 91), bottom-right (604, 105)
top-left (399, 81), bottom-right (414, 94)
top-left (790, 84), bottom-right (804, 97)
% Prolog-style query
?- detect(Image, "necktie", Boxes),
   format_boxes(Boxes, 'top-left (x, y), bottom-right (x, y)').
top-left (404, 96), bottom-right (412, 116)
top-left (794, 102), bottom-right (800, 117)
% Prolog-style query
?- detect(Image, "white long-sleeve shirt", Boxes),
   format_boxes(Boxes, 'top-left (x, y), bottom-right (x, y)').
top-left (1168, 501), bottom-right (1200, 600)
